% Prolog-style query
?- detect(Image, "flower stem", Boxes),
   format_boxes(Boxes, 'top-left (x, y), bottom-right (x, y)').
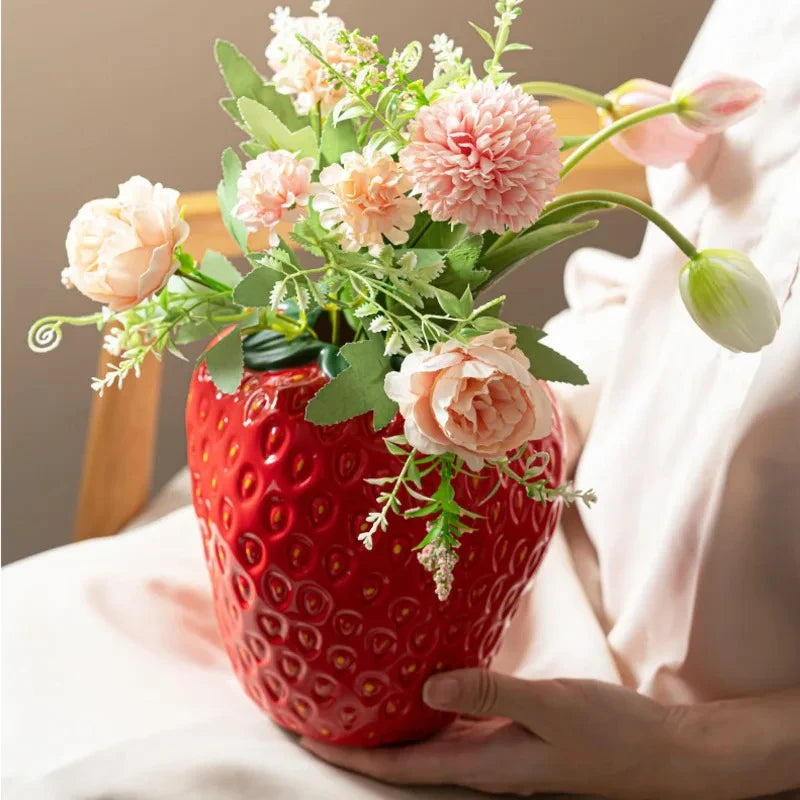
top-left (541, 190), bottom-right (698, 258)
top-left (520, 81), bottom-right (613, 110)
top-left (177, 265), bottom-right (232, 294)
top-left (560, 101), bottom-right (681, 177)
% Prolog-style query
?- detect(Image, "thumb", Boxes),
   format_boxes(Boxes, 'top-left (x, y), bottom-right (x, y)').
top-left (423, 669), bottom-right (543, 724)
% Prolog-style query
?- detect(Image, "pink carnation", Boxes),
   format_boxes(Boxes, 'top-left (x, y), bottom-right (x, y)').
top-left (231, 150), bottom-right (314, 247)
top-left (399, 81), bottom-right (562, 234)
top-left (313, 148), bottom-right (420, 253)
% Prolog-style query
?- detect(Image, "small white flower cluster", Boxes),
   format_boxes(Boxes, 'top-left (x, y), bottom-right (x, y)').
top-left (494, 0), bottom-right (523, 29)
top-left (60, 268), bottom-right (74, 289)
top-left (430, 34), bottom-right (470, 80)
top-left (418, 541), bottom-right (459, 601)
top-left (268, 5), bottom-right (292, 35)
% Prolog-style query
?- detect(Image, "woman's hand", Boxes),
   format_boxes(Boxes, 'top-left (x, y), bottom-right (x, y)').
top-left (300, 669), bottom-right (682, 798)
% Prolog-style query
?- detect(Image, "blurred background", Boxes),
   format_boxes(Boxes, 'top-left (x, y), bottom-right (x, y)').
top-left (2, 0), bottom-right (713, 564)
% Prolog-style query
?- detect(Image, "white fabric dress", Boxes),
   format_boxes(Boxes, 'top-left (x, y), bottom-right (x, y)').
top-left (3, 0), bottom-right (799, 796)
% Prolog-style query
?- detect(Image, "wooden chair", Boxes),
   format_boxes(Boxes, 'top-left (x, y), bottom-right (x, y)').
top-left (73, 100), bottom-right (649, 543)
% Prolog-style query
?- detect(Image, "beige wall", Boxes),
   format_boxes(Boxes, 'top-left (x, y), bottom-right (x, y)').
top-left (1, 0), bottom-right (712, 563)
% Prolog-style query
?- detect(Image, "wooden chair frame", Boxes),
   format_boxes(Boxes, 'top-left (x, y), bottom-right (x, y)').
top-left (73, 101), bottom-right (649, 542)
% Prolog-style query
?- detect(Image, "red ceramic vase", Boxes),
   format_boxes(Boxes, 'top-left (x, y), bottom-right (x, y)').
top-left (186, 360), bottom-right (564, 746)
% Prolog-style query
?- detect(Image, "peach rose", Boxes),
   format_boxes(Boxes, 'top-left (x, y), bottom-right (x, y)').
top-left (65, 176), bottom-right (189, 311)
top-left (384, 328), bottom-right (552, 470)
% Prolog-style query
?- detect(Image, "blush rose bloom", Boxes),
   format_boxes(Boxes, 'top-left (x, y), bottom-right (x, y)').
top-left (65, 176), bottom-right (189, 311)
top-left (384, 328), bottom-right (553, 470)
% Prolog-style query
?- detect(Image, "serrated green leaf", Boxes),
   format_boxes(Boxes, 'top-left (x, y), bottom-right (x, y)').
top-left (232, 266), bottom-right (283, 307)
top-left (305, 333), bottom-right (398, 430)
top-left (200, 250), bottom-right (242, 288)
top-left (320, 115), bottom-right (358, 166)
top-left (215, 39), bottom-right (303, 130)
top-left (217, 148), bottom-right (249, 253)
top-left (515, 333), bottom-right (588, 385)
top-left (531, 201), bottom-right (613, 229)
top-left (238, 98), bottom-right (319, 166)
top-left (204, 328), bottom-right (244, 394)
top-left (513, 323), bottom-right (548, 350)
top-left (434, 234), bottom-right (490, 295)
top-left (469, 22), bottom-right (496, 49)
top-left (479, 220), bottom-right (598, 272)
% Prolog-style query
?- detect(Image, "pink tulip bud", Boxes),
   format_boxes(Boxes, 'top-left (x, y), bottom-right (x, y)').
top-left (672, 73), bottom-right (765, 134)
top-left (599, 79), bottom-right (706, 168)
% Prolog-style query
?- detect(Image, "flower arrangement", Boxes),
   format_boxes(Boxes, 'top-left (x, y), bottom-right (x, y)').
top-left (29, 0), bottom-right (777, 601)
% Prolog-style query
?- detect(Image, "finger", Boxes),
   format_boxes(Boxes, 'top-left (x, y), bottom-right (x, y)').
top-left (423, 669), bottom-right (547, 725)
top-left (299, 735), bottom-right (477, 785)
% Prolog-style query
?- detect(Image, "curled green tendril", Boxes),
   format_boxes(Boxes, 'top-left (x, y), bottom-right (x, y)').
top-left (27, 313), bottom-right (105, 354)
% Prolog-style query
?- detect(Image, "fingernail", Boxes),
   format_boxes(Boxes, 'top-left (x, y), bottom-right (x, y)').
top-left (423, 676), bottom-right (460, 709)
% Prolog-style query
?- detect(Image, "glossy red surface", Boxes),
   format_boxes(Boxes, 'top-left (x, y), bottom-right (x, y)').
top-left (186, 361), bottom-right (564, 746)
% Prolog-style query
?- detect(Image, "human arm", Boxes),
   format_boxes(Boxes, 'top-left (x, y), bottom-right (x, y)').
top-left (301, 669), bottom-right (800, 799)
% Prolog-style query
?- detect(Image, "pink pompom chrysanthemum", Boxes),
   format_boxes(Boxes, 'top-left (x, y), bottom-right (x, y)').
top-left (313, 148), bottom-right (420, 253)
top-left (399, 80), bottom-right (562, 234)
top-left (231, 150), bottom-right (315, 247)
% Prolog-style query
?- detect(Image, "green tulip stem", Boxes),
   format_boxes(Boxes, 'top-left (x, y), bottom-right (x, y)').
top-left (542, 190), bottom-right (699, 258)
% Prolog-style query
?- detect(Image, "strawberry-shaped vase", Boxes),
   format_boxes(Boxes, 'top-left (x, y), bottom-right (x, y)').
top-left (186, 358), bottom-right (564, 746)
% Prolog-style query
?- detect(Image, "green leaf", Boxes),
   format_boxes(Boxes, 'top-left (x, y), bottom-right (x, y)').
top-left (434, 287), bottom-right (468, 318)
top-left (238, 98), bottom-right (319, 166)
top-left (469, 22), bottom-right (496, 49)
top-left (200, 250), bottom-right (242, 287)
top-left (479, 220), bottom-right (599, 272)
top-left (215, 39), bottom-right (303, 130)
top-left (320, 116), bottom-right (358, 166)
top-left (232, 266), bottom-right (282, 307)
top-left (305, 333), bottom-right (398, 430)
top-left (471, 316), bottom-right (508, 332)
top-left (502, 42), bottom-right (532, 52)
top-left (217, 148), bottom-right (249, 253)
top-left (242, 329), bottom-right (326, 372)
top-left (434, 234), bottom-right (490, 295)
top-left (514, 329), bottom-right (588, 385)
top-left (240, 139), bottom-right (267, 159)
top-left (531, 201), bottom-right (613, 229)
top-left (513, 323), bottom-right (548, 349)
top-left (204, 327), bottom-right (244, 394)
top-left (407, 212), bottom-right (466, 249)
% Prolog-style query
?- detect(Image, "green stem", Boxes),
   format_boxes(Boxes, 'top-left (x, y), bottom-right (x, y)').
top-left (483, 229), bottom-right (517, 257)
top-left (520, 81), bottom-right (612, 110)
top-left (407, 217), bottom-right (434, 248)
top-left (330, 306), bottom-right (341, 345)
top-left (560, 101), bottom-right (681, 178)
top-left (178, 265), bottom-right (232, 294)
top-left (541, 190), bottom-right (698, 258)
